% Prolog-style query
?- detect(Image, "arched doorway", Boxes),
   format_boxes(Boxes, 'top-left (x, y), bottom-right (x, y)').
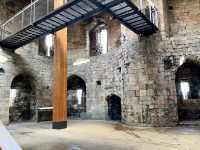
top-left (9, 74), bottom-right (36, 122)
top-left (106, 95), bottom-right (121, 121)
top-left (176, 60), bottom-right (200, 121)
top-left (67, 75), bottom-right (86, 119)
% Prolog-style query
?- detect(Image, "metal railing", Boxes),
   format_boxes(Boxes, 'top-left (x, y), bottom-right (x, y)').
top-left (0, 28), bottom-right (12, 41)
top-left (0, 0), bottom-right (55, 41)
top-left (0, 0), bottom-right (159, 42)
top-left (138, 0), bottom-right (159, 27)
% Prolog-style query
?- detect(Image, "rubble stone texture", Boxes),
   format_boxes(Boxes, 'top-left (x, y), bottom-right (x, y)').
top-left (0, 0), bottom-right (199, 127)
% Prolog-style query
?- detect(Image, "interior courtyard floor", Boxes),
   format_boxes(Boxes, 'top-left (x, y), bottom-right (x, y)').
top-left (6, 120), bottom-right (200, 150)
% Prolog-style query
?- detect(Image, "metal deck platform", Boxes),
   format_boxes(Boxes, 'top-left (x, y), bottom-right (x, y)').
top-left (0, 0), bottom-right (159, 50)
top-left (97, 0), bottom-right (158, 35)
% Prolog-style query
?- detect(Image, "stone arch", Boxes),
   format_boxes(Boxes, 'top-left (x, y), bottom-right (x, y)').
top-left (106, 94), bottom-right (122, 121)
top-left (68, 73), bottom-right (87, 84)
top-left (67, 75), bottom-right (87, 119)
top-left (174, 55), bottom-right (200, 73)
top-left (160, 55), bottom-right (200, 124)
top-left (105, 91), bottom-right (122, 99)
top-left (175, 58), bottom-right (200, 121)
top-left (9, 73), bottom-right (36, 122)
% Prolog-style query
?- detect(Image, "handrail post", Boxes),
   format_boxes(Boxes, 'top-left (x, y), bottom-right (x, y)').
top-left (47, 0), bottom-right (49, 14)
top-left (33, 3), bottom-right (36, 22)
top-left (22, 11), bottom-right (24, 30)
top-left (140, 0), bottom-right (143, 10)
top-left (0, 28), bottom-right (2, 41)
top-left (2, 26), bottom-right (5, 40)
top-left (148, 1), bottom-right (152, 22)
top-left (31, 0), bottom-right (33, 24)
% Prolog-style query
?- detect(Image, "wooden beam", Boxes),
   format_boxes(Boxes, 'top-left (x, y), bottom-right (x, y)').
top-left (52, 0), bottom-right (67, 129)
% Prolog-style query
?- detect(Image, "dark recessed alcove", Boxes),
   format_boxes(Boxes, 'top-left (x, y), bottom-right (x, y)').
top-left (96, 80), bottom-right (101, 86)
top-left (0, 68), bottom-right (5, 73)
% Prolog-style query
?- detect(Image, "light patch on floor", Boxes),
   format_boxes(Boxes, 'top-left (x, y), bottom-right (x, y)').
top-left (6, 120), bottom-right (200, 150)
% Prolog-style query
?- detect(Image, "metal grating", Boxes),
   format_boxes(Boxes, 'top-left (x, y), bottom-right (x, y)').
top-left (0, 0), bottom-right (159, 50)
top-left (0, 0), bottom-right (104, 49)
top-left (96, 0), bottom-right (158, 35)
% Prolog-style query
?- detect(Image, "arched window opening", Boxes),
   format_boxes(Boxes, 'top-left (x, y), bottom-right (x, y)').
top-left (67, 75), bottom-right (86, 119)
top-left (39, 34), bottom-right (54, 57)
top-left (89, 23), bottom-right (108, 56)
top-left (9, 74), bottom-right (36, 123)
top-left (106, 94), bottom-right (121, 121)
top-left (176, 61), bottom-right (200, 121)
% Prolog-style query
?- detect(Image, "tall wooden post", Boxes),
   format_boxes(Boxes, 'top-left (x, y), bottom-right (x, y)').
top-left (52, 0), bottom-right (67, 129)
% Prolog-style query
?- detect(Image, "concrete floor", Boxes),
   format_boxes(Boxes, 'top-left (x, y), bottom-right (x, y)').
top-left (6, 120), bottom-right (200, 150)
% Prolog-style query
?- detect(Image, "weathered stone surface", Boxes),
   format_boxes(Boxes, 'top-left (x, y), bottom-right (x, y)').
top-left (0, 0), bottom-right (199, 127)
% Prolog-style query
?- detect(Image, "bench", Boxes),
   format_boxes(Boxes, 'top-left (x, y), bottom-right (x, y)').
top-left (36, 107), bottom-right (53, 122)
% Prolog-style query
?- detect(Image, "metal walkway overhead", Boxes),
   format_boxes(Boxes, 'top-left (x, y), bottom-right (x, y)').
top-left (96, 0), bottom-right (158, 35)
top-left (0, 0), bottom-right (159, 50)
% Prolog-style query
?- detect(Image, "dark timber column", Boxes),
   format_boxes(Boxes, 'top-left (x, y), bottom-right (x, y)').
top-left (52, 0), bottom-right (67, 129)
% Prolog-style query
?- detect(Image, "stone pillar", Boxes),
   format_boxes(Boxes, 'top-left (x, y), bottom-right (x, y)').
top-left (0, 47), bottom-right (11, 124)
top-left (52, 0), bottom-right (67, 129)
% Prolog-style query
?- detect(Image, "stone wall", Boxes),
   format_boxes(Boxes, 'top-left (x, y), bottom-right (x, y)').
top-left (0, 44), bottom-right (53, 123)
top-left (0, 1), bottom-right (53, 123)
top-left (143, 0), bottom-right (200, 126)
top-left (0, 0), bottom-right (31, 24)
top-left (109, 0), bottom-right (200, 126)
top-left (67, 13), bottom-right (123, 119)
top-left (0, 0), bottom-right (199, 127)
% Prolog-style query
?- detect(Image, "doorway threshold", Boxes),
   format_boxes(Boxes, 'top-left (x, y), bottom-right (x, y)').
top-left (178, 120), bottom-right (200, 127)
